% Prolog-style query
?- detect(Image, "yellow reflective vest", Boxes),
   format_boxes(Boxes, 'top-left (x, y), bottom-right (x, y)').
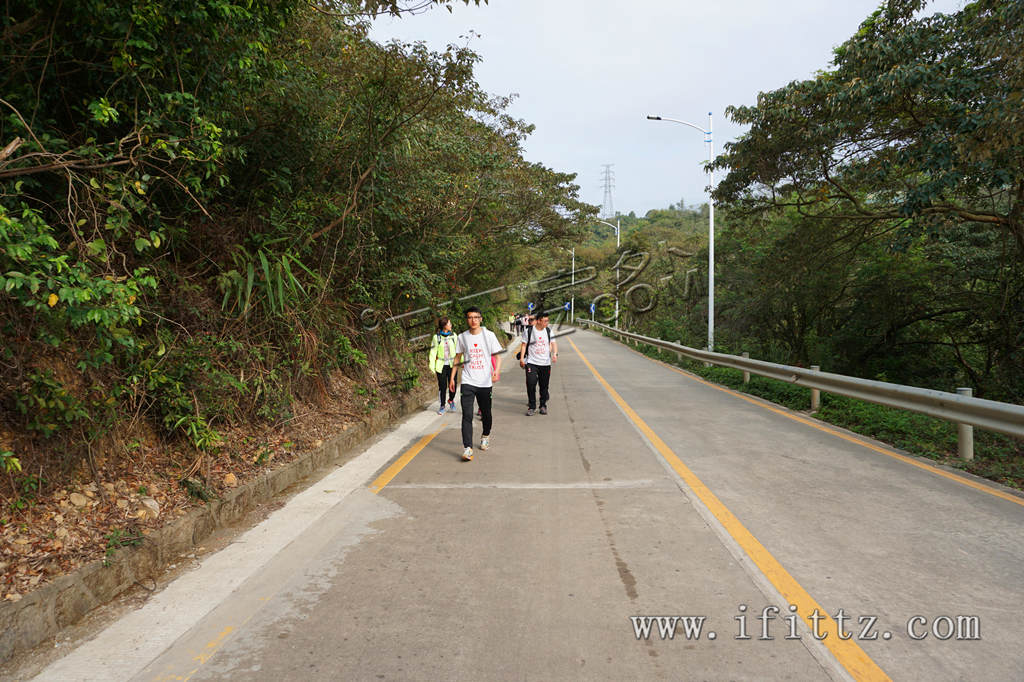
top-left (428, 332), bottom-right (458, 374)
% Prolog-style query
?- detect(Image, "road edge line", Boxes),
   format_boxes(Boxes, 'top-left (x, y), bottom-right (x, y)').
top-left (604, 332), bottom-right (1024, 509)
top-left (568, 337), bottom-right (889, 682)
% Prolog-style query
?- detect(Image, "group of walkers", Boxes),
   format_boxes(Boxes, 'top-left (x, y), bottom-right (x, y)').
top-left (511, 312), bottom-right (529, 337)
top-left (427, 307), bottom-right (558, 461)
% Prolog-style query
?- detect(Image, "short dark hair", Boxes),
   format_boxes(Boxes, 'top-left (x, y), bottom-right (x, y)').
top-left (534, 311), bottom-right (549, 320)
top-left (464, 306), bottom-right (482, 317)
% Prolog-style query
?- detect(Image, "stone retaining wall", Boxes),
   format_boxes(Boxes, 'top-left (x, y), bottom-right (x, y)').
top-left (0, 384), bottom-right (433, 663)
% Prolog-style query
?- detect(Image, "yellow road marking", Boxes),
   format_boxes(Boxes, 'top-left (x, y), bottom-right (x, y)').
top-left (192, 626), bottom-right (233, 665)
top-left (369, 430), bottom-right (443, 493)
top-left (619, 336), bottom-right (1024, 508)
top-left (569, 337), bottom-right (891, 682)
top-left (152, 625), bottom-right (238, 680)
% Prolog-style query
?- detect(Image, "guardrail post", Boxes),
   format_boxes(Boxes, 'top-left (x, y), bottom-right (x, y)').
top-left (675, 341), bottom-right (683, 362)
top-left (579, 323), bottom-right (1024, 441)
top-left (956, 387), bottom-right (974, 461)
top-left (810, 365), bottom-right (821, 412)
top-left (703, 346), bottom-right (712, 368)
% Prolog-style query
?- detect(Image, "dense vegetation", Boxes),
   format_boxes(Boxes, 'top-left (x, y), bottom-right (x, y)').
top-left (2, 0), bottom-right (1020, 510)
top-left (706, 0), bottom-right (1023, 403)
top-left (580, 0), bottom-right (1022, 405)
top-left (570, 0), bottom-right (1022, 478)
top-left (0, 0), bottom-right (591, 504)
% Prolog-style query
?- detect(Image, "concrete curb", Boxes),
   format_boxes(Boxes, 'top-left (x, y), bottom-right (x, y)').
top-left (0, 383), bottom-right (433, 664)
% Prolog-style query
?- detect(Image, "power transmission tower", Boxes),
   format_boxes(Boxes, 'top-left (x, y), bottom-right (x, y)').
top-left (600, 164), bottom-right (615, 220)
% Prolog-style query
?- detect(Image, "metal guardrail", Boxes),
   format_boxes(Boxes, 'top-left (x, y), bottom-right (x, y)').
top-left (578, 319), bottom-right (1024, 449)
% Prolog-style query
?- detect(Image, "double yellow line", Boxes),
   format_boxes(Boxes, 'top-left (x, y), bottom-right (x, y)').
top-left (569, 337), bottom-right (891, 681)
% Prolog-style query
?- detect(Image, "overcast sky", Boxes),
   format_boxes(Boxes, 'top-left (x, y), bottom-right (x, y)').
top-left (372, 0), bottom-right (963, 217)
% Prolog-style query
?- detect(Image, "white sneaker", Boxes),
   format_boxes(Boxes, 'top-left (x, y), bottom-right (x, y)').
top-left (462, 447), bottom-right (474, 461)
top-left (480, 437), bottom-right (490, 451)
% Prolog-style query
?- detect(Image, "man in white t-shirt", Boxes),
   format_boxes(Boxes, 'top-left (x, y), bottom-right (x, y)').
top-left (518, 310), bottom-right (557, 416)
top-left (449, 306), bottom-right (503, 461)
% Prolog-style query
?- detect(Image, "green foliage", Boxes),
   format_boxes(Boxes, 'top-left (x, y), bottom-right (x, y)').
top-left (0, 0), bottom-right (594, 503)
top-left (627, 199), bottom-right (1023, 402)
top-left (610, 0), bottom-right (1024, 405)
top-left (13, 371), bottom-right (90, 437)
top-left (387, 352), bottom-right (420, 392)
top-left (0, 203), bottom-right (155, 360)
top-left (355, 386), bottom-right (379, 413)
top-left (6, 472), bottom-right (46, 514)
top-left (327, 332), bottom-right (368, 370)
top-left (1, 450), bottom-right (22, 474)
top-left (253, 442), bottom-right (275, 467)
top-left (18, 473), bottom-right (44, 498)
top-left (714, 0), bottom-right (1024, 253)
top-left (103, 528), bottom-right (143, 565)
top-left (180, 477), bottom-right (214, 502)
top-left (216, 248), bottom-right (313, 318)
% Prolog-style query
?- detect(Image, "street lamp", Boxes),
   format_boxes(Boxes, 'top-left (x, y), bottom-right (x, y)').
top-left (593, 218), bottom-right (621, 328)
top-left (646, 112), bottom-right (715, 352)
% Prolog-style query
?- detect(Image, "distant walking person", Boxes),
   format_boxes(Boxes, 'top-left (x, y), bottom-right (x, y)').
top-left (428, 317), bottom-right (458, 415)
top-left (519, 310), bottom-right (557, 415)
top-left (450, 307), bottom-right (503, 461)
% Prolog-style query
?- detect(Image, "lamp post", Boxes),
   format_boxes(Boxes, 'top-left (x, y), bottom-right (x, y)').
top-left (570, 247), bottom-right (575, 323)
top-left (593, 218), bottom-right (621, 327)
top-left (646, 112), bottom-right (715, 352)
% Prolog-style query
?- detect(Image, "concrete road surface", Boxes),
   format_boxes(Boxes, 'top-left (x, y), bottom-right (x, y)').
top-left (33, 329), bottom-right (1024, 681)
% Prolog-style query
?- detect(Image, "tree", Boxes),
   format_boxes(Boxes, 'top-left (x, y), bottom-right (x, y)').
top-left (713, 0), bottom-right (1024, 253)
top-left (0, 0), bottom-right (594, 482)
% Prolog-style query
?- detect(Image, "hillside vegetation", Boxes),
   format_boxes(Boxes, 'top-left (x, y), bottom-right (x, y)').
top-left (571, 0), bottom-right (1022, 483)
top-left (579, 0), bottom-right (1022, 404)
top-left (0, 0), bottom-right (591, 519)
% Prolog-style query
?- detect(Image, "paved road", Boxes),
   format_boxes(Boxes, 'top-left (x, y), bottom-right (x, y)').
top-left (35, 329), bottom-right (1024, 681)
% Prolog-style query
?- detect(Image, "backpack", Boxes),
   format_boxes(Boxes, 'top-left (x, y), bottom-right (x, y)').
top-left (517, 325), bottom-right (551, 362)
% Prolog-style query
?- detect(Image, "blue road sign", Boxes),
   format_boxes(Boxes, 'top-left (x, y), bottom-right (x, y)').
top-left (589, 303), bottom-right (596, 313)
top-left (527, 302), bottom-right (535, 311)
top-left (563, 302), bottom-right (571, 311)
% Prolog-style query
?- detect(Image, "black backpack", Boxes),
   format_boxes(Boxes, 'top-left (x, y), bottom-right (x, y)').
top-left (517, 325), bottom-right (551, 361)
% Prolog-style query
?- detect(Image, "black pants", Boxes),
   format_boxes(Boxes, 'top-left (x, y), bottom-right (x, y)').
top-left (435, 366), bottom-right (454, 405)
top-left (460, 383), bottom-right (492, 447)
top-left (525, 363), bottom-right (551, 409)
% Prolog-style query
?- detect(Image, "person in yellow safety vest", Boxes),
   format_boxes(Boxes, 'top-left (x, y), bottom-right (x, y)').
top-left (428, 317), bottom-right (459, 415)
